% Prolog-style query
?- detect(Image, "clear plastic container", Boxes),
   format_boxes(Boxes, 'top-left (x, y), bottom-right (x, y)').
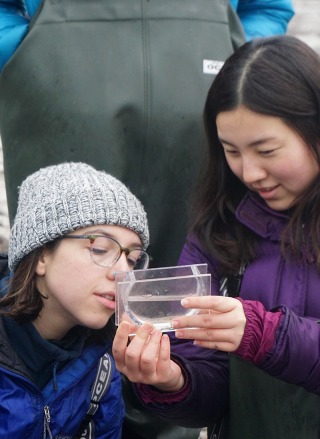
top-left (115, 264), bottom-right (211, 332)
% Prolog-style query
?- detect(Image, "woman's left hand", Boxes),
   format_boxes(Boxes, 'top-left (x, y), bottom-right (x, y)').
top-left (171, 295), bottom-right (246, 351)
top-left (112, 322), bottom-right (185, 392)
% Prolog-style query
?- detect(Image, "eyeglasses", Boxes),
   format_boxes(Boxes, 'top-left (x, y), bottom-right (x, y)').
top-left (62, 234), bottom-right (149, 270)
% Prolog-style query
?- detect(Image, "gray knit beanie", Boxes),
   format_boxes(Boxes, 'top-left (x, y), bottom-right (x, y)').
top-left (9, 162), bottom-right (149, 271)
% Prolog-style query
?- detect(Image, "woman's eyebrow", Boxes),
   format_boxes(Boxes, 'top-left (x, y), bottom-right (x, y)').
top-left (85, 228), bottom-right (142, 248)
top-left (219, 136), bottom-right (277, 147)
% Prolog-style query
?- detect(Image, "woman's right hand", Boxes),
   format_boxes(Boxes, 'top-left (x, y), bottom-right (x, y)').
top-left (112, 322), bottom-right (185, 392)
top-left (171, 295), bottom-right (246, 352)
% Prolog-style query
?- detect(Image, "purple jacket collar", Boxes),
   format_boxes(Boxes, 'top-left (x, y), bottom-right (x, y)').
top-left (236, 192), bottom-right (290, 242)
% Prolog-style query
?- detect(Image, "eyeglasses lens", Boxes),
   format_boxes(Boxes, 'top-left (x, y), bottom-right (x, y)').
top-left (90, 236), bottom-right (148, 269)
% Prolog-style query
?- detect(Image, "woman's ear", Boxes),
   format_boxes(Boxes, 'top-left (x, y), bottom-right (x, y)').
top-left (35, 248), bottom-right (49, 276)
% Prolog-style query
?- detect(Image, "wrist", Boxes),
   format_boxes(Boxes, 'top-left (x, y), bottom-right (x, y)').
top-left (156, 372), bottom-right (184, 392)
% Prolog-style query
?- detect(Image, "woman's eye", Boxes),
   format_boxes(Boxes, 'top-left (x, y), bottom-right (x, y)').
top-left (91, 247), bottom-right (108, 255)
top-left (126, 257), bottom-right (137, 268)
top-left (225, 149), bottom-right (240, 156)
top-left (259, 149), bottom-right (274, 156)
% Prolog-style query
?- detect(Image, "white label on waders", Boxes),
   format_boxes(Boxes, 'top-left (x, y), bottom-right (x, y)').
top-left (203, 59), bottom-right (224, 75)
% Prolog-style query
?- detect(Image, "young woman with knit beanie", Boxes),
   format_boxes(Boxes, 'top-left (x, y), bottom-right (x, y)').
top-left (0, 161), bottom-right (150, 438)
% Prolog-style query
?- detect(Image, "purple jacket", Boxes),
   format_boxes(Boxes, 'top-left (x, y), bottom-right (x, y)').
top-left (136, 192), bottom-right (320, 428)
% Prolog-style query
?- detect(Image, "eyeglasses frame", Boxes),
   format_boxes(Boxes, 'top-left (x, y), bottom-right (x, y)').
top-left (61, 234), bottom-right (149, 269)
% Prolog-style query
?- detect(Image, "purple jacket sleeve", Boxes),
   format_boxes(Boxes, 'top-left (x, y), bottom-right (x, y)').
top-left (259, 306), bottom-right (320, 395)
top-left (234, 299), bottom-right (320, 395)
top-left (234, 299), bottom-right (283, 364)
top-left (135, 338), bottom-right (229, 428)
top-left (133, 237), bottom-right (229, 428)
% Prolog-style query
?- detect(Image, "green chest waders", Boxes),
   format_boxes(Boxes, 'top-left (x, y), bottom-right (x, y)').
top-left (0, 0), bottom-right (244, 269)
top-left (209, 356), bottom-right (320, 439)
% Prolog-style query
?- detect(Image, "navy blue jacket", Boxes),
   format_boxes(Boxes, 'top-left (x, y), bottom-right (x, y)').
top-left (0, 274), bottom-right (124, 438)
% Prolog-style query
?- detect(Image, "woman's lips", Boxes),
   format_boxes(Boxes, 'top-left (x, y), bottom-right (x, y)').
top-left (94, 293), bottom-right (116, 310)
top-left (255, 185), bottom-right (279, 199)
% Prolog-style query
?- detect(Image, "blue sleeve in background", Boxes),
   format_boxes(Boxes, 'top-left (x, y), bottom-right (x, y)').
top-left (0, 0), bottom-right (36, 71)
top-left (0, 13), bottom-right (29, 70)
top-left (230, 0), bottom-right (295, 41)
top-left (0, 0), bottom-right (296, 71)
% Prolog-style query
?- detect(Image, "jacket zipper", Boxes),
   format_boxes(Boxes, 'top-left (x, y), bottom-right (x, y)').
top-left (43, 406), bottom-right (53, 439)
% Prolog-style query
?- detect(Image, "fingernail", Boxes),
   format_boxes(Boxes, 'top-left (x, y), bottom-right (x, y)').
top-left (143, 323), bottom-right (154, 331)
top-left (181, 299), bottom-right (189, 306)
top-left (175, 331), bottom-right (182, 338)
top-left (171, 319), bottom-right (180, 328)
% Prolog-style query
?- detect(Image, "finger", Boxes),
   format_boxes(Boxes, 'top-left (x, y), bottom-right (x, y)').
top-left (207, 311), bottom-right (246, 330)
top-left (112, 321), bottom-right (132, 368)
top-left (171, 312), bottom-right (214, 330)
top-left (198, 308), bottom-right (219, 315)
top-left (173, 298), bottom-right (243, 329)
top-left (181, 295), bottom-right (239, 313)
top-left (139, 329), bottom-right (163, 374)
top-left (182, 310), bottom-right (244, 329)
top-left (156, 333), bottom-right (171, 375)
top-left (176, 326), bottom-right (241, 342)
top-left (156, 335), bottom-right (185, 391)
top-left (176, 327), bottom-right (244, 351)
top-left (131, 323), bottom-right (154, 343)
top-left (119, 312), bottom-right (140, 339)
top-left (128, 323), bottom-right (141, 341)
top-left (124, 323), bottom-right (154, 369)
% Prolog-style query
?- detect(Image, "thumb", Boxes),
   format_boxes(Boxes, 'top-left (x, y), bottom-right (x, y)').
top-left (181, 295), bottom-right (240, 313)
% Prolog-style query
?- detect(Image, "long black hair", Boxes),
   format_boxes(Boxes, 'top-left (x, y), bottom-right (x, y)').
top-left (191, 36), bottom-right (320, 273)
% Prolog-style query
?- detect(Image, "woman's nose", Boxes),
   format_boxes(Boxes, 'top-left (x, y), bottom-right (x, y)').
top-left (107, 252), bottom-right (131, 280)
top-left (241, 157), bottom-right (267, 184)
